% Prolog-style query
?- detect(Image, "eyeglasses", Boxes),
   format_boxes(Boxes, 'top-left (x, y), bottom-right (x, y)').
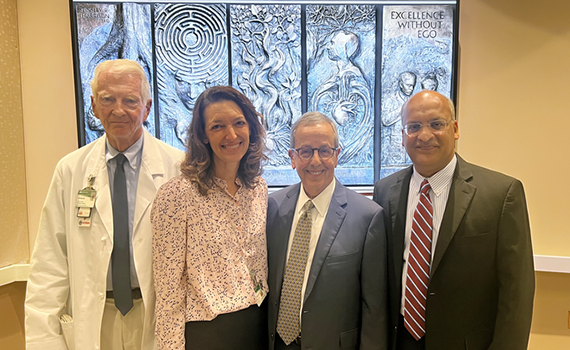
top-left (403, 120), bottom-right (452, 136)
top-left (292, 146), bottom-right (338, 160)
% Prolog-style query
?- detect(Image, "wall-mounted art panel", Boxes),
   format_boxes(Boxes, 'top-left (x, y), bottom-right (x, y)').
top-left (71, 1), bottom-right (459, 187)
top-left (380, 4), bottom-right (455, 178)
top-left (230, 4), bottom-right (302, 185)
top-left (307, 4), bottom-right (376, 185)
top-left (155, 3), bottom-right (229, 149)
top-left (75, 3), bottom-right (155, 144)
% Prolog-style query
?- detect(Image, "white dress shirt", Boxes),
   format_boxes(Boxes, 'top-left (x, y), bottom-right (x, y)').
top-left (400, 155), bottom-right (457, 314)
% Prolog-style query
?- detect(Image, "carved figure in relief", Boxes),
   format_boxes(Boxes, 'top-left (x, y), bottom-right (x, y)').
top-left (311, 30), bottom-right (372, 165)
top-left (382, 71), bottom-right (417, 166)
top-left (231, 4), bottom-right (301, 167)
top-left (421, 72), bottom-right (439, 91)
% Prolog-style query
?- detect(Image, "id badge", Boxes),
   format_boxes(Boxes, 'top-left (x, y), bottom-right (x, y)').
top-left (77, 207), bottom-right (91, 218)
top-left (250, 269), bottom-right (267, 306)
top-left (254, 282), bottom-right (267, 306)
top-left (78, 217), bottom-right (92, 227)
top-left (76, 189), bottom-right (97, 208)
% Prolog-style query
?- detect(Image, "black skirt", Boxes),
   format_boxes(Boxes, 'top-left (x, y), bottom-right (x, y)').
top-left (185, 303), bottom-right (267, 350)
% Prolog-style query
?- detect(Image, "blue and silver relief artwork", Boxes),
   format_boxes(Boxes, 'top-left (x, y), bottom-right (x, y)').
top-left (155, 4), bottom-right (228, 150)
top-left (380, 5), bottom-right (454, 178)
top-left (230, 4), bottom-right (302, 185)
top-left (307, 5), bottom-right (376, 185)
top-left (74, 2), bottom-right (456, 186)
top-left (76, 3), bottom-right (154, 144)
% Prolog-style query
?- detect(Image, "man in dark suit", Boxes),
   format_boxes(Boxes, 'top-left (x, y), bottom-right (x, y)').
top-left (267, 111), bottom-right (388, 350)
top-left (373, 90), bottom-right (534, 350)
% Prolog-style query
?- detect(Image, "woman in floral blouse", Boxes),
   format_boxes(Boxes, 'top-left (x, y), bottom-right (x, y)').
top-left (151, 86), bottom-right (268, 350)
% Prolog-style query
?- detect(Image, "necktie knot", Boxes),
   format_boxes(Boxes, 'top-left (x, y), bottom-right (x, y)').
top-left (420, 179), bottom-right (431, 195)
top-left (302, 200), bottom-right (314, 214)
top-left (115, 153), bottom-right (127, 166)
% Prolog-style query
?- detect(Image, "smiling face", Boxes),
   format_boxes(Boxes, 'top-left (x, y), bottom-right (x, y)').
top-left (203, 100), bottom-right (250, 176)
top-left (91, 70), bottom-right (151, 151)
top-left (402, 91), bottom-right (459, 177)
top-left (289, 122), bottom-right (339, 199)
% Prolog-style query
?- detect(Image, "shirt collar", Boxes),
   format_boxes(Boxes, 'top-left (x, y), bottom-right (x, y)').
top-left (105, 133), bottom-right (144, 170)
top-left (297, 179), bottom-right (336, 218)
top-left (213, 176), bottom-right (243, 189)
top-left (411, 154), bottom-right (457, 196)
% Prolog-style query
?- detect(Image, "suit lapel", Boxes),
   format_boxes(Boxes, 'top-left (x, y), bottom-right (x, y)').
top-left (390, 168), bottom-right (412, 289)
top-left (304, 180), bottom-right (347, 302)
top-left (431, 156), bottom-right (476, 276)
top-left (273, 184), bottom-right (300, 295)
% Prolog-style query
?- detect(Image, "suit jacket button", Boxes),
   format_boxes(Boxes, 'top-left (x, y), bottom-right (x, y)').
top-left (429, 292), bottom-right (436, 296)
top-left (270, 333), bottom-right (274, 340)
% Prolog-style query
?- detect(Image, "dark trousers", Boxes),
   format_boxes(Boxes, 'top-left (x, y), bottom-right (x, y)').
top-left (185, 303), bottom-right (267, 350)
top-left (396, 314), bottom-right (426, 350)
top-left (275, 334), bottom-right (302, 350)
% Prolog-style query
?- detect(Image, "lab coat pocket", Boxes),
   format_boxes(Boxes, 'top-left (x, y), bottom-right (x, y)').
top-left (59, 314), bottom-right (75, 350)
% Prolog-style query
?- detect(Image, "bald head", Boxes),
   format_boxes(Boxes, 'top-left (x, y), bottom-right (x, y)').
top-left (401, 90), bottom-right (455, 122)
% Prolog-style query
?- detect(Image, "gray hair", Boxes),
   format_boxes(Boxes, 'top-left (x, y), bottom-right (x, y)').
top-left (290, 111), bottom-right (339, 148)
top-left (90, 59), bottom-right (151, 103)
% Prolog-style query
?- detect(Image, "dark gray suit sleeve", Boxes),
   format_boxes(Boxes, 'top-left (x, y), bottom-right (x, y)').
top-left (489, 180), bottom-right (534, 350)
top-left (360, 207), bottom-right (389, 350)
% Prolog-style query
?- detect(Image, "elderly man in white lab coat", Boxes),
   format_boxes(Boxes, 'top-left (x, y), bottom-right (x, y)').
top-left (25, 59), bottom-right (183, 350)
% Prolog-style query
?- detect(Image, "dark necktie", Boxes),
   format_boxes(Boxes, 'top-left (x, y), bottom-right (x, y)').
top-left (277, 200), bottom-right (314, 345)
top-left (404, 179), bottom-right (433, 340)
top-left (112, 154), bottom-right (133, 315)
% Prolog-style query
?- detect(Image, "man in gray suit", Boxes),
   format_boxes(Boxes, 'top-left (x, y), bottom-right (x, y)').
top-left (267, 111), bottom-right (388, 350)
top-left (373, 90), bottom-right (534, 350)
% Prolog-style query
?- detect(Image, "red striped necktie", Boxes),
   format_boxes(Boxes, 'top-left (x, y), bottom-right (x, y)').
top-left (404, 179), bottom-right (433, 340)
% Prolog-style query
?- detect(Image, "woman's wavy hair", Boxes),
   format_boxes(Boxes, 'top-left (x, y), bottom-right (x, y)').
top-left (180, 86), bottom-right (267, 195)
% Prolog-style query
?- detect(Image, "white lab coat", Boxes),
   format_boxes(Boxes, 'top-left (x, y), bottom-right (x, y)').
top-left (25, 130), bottom-right (184, 350)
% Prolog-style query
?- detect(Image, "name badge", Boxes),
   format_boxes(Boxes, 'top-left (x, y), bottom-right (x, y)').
top-left (76, 189), bottom-right (97, 208)
top-left (250, 270), bottom-right (267, 306)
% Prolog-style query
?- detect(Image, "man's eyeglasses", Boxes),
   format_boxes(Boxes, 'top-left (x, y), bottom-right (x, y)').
top-left (292, 146), bottom-right (338, 160)
top-left (403, 120), bottom-right (452, 136)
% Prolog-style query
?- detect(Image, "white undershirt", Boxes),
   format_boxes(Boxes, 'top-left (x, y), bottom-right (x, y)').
top-left (400, 155), bottom-right (457, 314)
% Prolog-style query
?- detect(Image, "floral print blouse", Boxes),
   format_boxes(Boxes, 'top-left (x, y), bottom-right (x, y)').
top-left (151, 175), bottom-right (268, 350)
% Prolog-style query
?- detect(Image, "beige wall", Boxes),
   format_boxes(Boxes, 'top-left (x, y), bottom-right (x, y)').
top-left (0, 282), bottom-right (26, 350)
top-left (2, 0), bottom-right (569, 348)
top-left (457, 0), bottom-right (570, 257)
top-left (0, 0), bottom-right (29, 268)
top-left (19, 0), bottom-right (78, 251)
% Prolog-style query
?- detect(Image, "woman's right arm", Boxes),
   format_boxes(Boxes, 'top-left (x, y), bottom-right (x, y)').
top-left (151, 178), bottom-right (189, 350)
